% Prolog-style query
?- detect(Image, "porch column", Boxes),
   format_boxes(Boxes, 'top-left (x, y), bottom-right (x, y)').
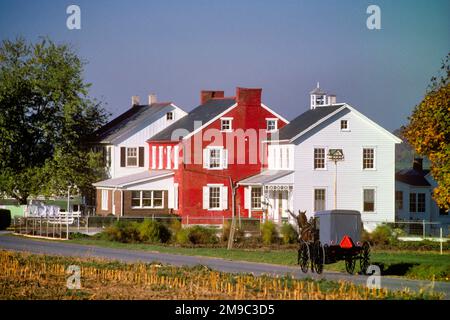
top-left (249, 186), bottom-right (252, 219)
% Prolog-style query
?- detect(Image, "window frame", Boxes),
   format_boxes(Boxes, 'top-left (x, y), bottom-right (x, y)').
top-left (251, 187), bottom-right (262, 210)
top-left (208, 186), bottom-right (222, 210)
top-left (101, 190), bottom-right (109, 211)
top-left (362, 188), bottom-right (376, 213)
top-left (220, 117), bottom-right (233, 132)
top-left (409, 193), bottom-right (417, 213)
top-left (266, 118), bottom-right (278, 132)
top-left (340, 119), bottom-right (349, 131)
top-left (126, 147), bottom-right (138, 167)
top-left (313, 188), bottom-right (326, 212)
top-left (130, 190), bottom-right (165, 209)
top-left (313, 147), bottom-right (327, 170)
top-left (395, 191), bottom-right (403, 211)
top-left (362, 147), bottom-right (376, 170)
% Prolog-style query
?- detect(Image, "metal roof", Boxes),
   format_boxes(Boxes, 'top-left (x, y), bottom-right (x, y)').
top-left (148, 98), bottom-right (236, 142)
top-left (238, 170), bottom-right (294, 185)
top-left (396, 168), bottom-right (431, 187)
top-left (277, 104), bottom-right (345, 140)
top-left (89, 103), bottom-right (175, 144)
top-left (93, 170), bottom-right (174, 188)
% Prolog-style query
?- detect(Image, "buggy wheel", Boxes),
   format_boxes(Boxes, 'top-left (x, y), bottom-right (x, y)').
top-left (345, 258), bottom-right (356, 274)
top-left (313, 241), bottom-right (325, 274)
top-left (359, 242), bottom-right (371, 275)
top-left (298, 241), bottom-right (310, 273)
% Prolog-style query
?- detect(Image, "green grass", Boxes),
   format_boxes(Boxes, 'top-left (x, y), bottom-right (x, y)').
top-left (69, 238), bottom-right (450, 281)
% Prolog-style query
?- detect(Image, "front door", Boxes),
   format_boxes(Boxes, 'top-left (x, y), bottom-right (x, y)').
top-left (275, 190), bottom-right (288, 223)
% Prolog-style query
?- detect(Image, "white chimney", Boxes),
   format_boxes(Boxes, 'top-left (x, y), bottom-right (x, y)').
top-left (131, 96), bottom-right (140, 106)
top-left (148, 94), bottom-right (157, 105)
top-left (327, 94), bottom-right (336, 105)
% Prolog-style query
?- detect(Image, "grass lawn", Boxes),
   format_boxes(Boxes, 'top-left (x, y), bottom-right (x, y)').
top-left (70, 238), bottom-right (450, 281)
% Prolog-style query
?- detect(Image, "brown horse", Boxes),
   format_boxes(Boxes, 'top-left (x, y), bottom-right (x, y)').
top-left (288, 210), bottom-right (315, 242)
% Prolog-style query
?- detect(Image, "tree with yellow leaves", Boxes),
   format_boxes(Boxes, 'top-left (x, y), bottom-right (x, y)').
top-left (403, 54), bottom-right (450, 210)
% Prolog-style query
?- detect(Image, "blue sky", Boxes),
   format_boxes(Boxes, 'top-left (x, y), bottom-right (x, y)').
top-left (0, 0), bottom-right (449, 130)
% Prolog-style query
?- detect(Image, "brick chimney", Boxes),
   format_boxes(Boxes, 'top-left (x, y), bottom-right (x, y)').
top-left (236, 87), bottom-right (262, 107)
top-left (131, 96), bottom-right (140, 106)
top-left (413, 158), bottom-right (423, 171)
top-left (201, 90), bottom-right (225, 104)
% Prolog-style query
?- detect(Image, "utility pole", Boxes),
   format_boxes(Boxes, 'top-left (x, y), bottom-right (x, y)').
top-left (328, 149), bottom-right (344, 210)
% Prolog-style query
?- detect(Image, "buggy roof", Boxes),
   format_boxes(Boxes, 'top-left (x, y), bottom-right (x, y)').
top-left (314, 210), bottom-right (361, 217)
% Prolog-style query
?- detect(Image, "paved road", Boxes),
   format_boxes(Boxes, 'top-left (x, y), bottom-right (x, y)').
top-left (0, 233), bottom-right (448, 298)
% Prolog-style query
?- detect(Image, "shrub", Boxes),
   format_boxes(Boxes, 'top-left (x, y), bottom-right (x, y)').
top-left (187, 226), bottom-right (218, 245)
top-left (261, 220), bottom-right (278, 245)
top-left (137, 219), bottom-right (171, 243)
top-left (280, 223), bottom-right (298, 244)
top-left (0, 209), bottom-right (12, 230)
top-left (169, 218), bottom-right (182, 235)
top-left (369, 224), bottom-right (403, 245)
top-left (175, 228), bottom-right (190, 245)
top-left (221, 220), bottom-right (244, 242)
top-left (104, 221), bottom-right (140, 243)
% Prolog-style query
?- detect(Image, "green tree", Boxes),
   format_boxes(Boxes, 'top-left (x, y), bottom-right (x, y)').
top-left (402, 54), bottom-right (450, 210)
top-left (0, 37), bottom-right (109, 203)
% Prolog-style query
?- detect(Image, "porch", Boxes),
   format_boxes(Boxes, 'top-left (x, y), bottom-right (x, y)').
top-left (238, 170), bottom-right (294, 224)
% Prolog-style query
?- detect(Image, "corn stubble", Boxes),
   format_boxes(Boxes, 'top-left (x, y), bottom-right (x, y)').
top-left (0, 251), bottom-right (440, 300)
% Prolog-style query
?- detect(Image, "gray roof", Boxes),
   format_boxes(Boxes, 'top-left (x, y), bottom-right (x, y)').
top-left (396, 168), bottom-right (431, 187)
top-left (93, 170), bottom-right (173, 188)
top-left (238, 170), bottom-right (294, 185)
top-left (277, 104), bottom-right (345, 140)
top-left (148, 98), bottom-right (236, 142)
top-left (310, 87), bottom-right (326, 95)
top-left (89, 103), bottom-right (174, 144)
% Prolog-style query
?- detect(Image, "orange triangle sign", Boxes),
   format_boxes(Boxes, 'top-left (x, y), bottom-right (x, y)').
top-left (340, 235), bottom-right (354, 249)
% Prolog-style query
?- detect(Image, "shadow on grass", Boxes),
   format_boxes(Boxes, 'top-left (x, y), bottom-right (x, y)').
top-left (374, 262), bottom-right (419, 276)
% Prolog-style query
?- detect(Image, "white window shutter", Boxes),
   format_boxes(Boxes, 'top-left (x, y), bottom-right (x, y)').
top-left (202, 186), bottom-right (209, 209)
top-left (173, 183), bottom-right (179, 210)
top-left (222, 149), bottom-right (228, 169)
top-left (221, 186), bottom-right (228, 210)
top-left (203, 149), bottom-right (209, 169)
top-left (244, 187), bottom-right (250, 209)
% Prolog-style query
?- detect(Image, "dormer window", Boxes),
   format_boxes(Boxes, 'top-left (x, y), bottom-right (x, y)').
top-left (266, 119), bottom-right (278, 132)
top-left (220, 118), bottom-right (233, 132)
top-left (166, 112), bottom-right (173, 121)
top-left (340, 120), bottom-right (349, 131)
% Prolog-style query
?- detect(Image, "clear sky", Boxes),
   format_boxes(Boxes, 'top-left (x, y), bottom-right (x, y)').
top-left (1, 0), bottom-right (449, 130)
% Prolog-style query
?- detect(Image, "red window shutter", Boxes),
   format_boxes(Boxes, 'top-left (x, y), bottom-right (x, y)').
top-left (139, 147), bottom-right (144, 167)
top-left (120, 147), bottom-right (126, 167)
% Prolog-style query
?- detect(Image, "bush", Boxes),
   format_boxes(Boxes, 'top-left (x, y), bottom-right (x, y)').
top-left (169, 218), bottom-right (182, 235)
top-left (0, 209), bottom-right (12, 230)
top-left (369, 224), bottom-right (405, 245)
top-left (187, 226), bottom-right (218, 245)
top-left (280, 223), bottom-right (298, 244)
top-left (175, 228), bottom-right (190, 245)
top-left (261, 221), bottom-right (278, 245)
top-left (221, 220), bottom-right (244, 242)
top-left (137, 219), bottom-right (171, 243)
top-left (104, 221), bottom-right (140, 243)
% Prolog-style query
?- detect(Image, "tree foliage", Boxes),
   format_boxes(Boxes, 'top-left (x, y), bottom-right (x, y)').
top-left (0, 37), bottom-right (109, 203)
top-left (402, 53), bottom-right (450, 210)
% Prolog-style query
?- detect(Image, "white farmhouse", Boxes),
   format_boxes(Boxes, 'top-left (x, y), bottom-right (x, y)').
top-left (239, 84), bottom-right (402, 231)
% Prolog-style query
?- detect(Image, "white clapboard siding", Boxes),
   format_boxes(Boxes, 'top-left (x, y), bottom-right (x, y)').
top-left (291, 108), bottom-right (397, 227)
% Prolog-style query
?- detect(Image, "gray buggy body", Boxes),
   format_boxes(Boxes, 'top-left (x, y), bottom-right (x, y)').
top-left (314, 210), bottom-right (362, 246)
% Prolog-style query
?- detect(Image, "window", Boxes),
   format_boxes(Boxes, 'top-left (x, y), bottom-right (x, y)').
top-left (166, 112), bottom-right (173, 120)
top-left (103, 146), bottom-right (111, 167)
top-left (363, 189), bottom-right (375, 212)
top-left (409, 193), bottom-right (425, 213)
top-left (340, 120), bottom-right (348, 130)
top-left (314, 189), bottom-right (326, 211)
top-left (363, 148), bottom-right (375, 169)
top-left (101, 190), bottom-right (109, 211)
top-left (314, 148), bottom-right (326, 169)
top-left (220, 118), bottom-right (232, 131)
top-left (131, 190), bottom-right (164, 208)
top-left (209, 187), bottom-right (221, 209)
top-left (409, 193), bottom-right (416, 213)
top-left (251, 187), bottom-right (262, 209)
top-left (209, 149), bottom-right (221, 168)
top-left (395, 191), bottom-right (403, 210)
top-left (204, 147), bottom-right (228, 170)
top-left (126, 147), bottom-right (138, 167)
top-left (266, 119), bottom-right (278, 132)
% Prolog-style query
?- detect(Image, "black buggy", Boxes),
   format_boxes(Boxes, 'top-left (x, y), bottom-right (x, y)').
top-left (297, 210), bottom-right (370, 275)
